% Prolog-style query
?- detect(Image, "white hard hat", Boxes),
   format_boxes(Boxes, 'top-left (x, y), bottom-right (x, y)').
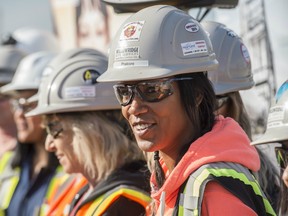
top-left (202, 21), bottom-right (254, 95)
top-left (0, 45), bottom-right (27, 85)
top-left (27, 48), bottom-right (108, 103)
top-left (1, 51), bottom-right (57, 95)
top-left (251, 80), bottom-right (288, 145)
top-left (97, 5), bottom-right (218, 82)
top-left (26, 53), bottom-right (120, 117)
top-left (12, 27), bottom-right (60, 53)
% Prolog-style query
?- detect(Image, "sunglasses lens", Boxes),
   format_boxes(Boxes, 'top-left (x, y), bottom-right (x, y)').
top-left (137, 80), bottom-right (173, 102)
top-left (114, 85), bottom-right (132, 106)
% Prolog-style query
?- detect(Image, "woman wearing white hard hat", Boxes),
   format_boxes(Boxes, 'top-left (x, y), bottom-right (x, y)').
top-left (97, 5), bottom-right (275, 216)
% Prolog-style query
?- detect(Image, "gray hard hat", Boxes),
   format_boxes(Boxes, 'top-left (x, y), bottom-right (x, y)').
top-left (251, 80), bottom-right (288, 145)
top-left (202, 21), bottom-right (254, 95)
top-left (1, 51), bottom-right (57, 95)
top-left (25, 54), bottom-right (120, 117)
top-left (201, 21), bottom-right (255, 95)
top-left (97, 5), bottom-right (218, 82)
top-left (0, 45), bottom-right (27, 85)
top-left (27, 48), bottom-right (108, 103)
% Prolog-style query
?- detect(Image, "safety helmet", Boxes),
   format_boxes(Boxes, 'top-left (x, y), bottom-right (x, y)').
top-left (9, 27), bottom-right (60, 53)
top-left (251, 80), bottom-right (288, 145)
top-left (27, 48), bottom-right (108, 102)
top-left (0, 45), bottom-right (27, 85)
top-left (202, 21), bottom-right (254, 95)
top-left (1, 51), bottom-right (56, 95)
top-left (97, 5), bottom-right (218, 82)
top-left (25, 54), bottom-right (120, 117)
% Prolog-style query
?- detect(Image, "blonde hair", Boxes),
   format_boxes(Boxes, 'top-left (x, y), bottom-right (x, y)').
top-left (52, 110), bottom-right (144, 183)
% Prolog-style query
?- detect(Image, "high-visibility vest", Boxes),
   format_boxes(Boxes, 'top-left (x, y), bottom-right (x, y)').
top-left (0, 151), bottom-right (68, 216)
top-left (75, 185), bottom-right (152, 216)
top-left (176, 162), bottom-right (276, 216)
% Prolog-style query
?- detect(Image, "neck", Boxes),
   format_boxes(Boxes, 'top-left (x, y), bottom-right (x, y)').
top-left (31, 141), bottom-right (49, 178)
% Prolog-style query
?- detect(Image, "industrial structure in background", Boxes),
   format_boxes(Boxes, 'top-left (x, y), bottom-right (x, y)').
top-left (239, 0), bottom-right (276, 106)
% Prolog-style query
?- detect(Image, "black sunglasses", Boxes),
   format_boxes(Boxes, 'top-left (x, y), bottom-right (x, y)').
top-left (45, 122), bottom-right (63, 139)
top-left (113, 77), bottom-right (193, 106)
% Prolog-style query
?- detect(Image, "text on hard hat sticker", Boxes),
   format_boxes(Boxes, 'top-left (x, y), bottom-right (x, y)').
top-left (64, 86), bottom-right (96, 98)
top-left (181, 40), bottom-right (208, 56)
top-left (185, 22), bottom-right (199, 33)
top-left (267, 106), bottom-right (285, 128)
top-left (115, 47), bottom-right (140, 60)
top-left (113, 60), bottom-right (149, 68)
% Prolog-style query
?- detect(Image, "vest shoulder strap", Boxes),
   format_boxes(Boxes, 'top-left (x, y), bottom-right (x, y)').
top-left (178, 162), bottom-right (276, 216)
top-left (78, 185), bottom-right (151, 216)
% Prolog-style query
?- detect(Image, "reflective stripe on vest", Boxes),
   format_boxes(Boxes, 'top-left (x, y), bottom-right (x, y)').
top-left (0, 152), bottom-right (19, 211)
top-left (76, 185), bottom-right (151, 216)
top-left (39, 167), bottom-right (70, 216)
top-left (178, 162), bottom-right (276, 216)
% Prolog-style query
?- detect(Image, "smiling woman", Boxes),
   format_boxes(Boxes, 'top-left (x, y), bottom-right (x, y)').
top-left (97, 5), bottom-right (276, 216)
top-left (25, 48), bottom-right (151, 215)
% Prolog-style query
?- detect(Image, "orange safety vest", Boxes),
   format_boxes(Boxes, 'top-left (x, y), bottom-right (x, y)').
top-left (76, 185), bottom-right (152, 216)
top-left (0, 151), bottom-right (68, 216)
top-left (44, 174), bottom-right (88, 216)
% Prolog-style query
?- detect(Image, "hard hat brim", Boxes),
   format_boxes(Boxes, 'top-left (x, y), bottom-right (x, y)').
top-left (251, 126), bottom-right (288, 145)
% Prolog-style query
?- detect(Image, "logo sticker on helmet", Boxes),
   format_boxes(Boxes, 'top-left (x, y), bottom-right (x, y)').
top-left (113, 60), bottom-right (149, 68)
top-left (119, 21), bottom-right (145, 42)
top-left (240, 44), bottom-right (250, 64)
top-left (83, 70), bottom-right (100, 84)
top-left (185, 22), bottom-right (199, 33)
top-left (181, 40), bottom-right (208, 56)
top-left (115, 47), bottom-right (140, 60)
top-left (64, 86), bottom-right (96, 99)
top-left (276, 80), bottom-right (288, 103)
top-left (267, 106), bottom-right (285, 129)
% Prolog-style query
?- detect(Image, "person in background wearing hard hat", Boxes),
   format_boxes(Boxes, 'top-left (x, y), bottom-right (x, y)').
top-left (0, 45), bottom-right (26, 158)
top-left (1, 27), bottom-right (60, 54)
top-left (252, 79), bottom-right (288, 216)
top-left (26, 50), bottom-right (151, 215)
top-left (0, 51), bottom-right (67, 216)
top-left (203, 21), bottom-right (280, 212)
top-left (97, 5), bottom-right (276, 216)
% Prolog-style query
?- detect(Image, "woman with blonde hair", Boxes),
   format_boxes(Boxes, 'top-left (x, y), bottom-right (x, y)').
top-left (26, 51), bottom-right (151, 215)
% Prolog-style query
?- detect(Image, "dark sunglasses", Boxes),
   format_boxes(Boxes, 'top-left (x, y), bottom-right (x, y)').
top-left (10, 98), bottom-right (37, 114)
top-left (216, 95), bottom-right (229, 109)
top-left (113, 77), bottom-right (193, 106)
top-left (275, 147), bottom-right (288, 169)
top-left (45, 122), bottom-right (63, 139)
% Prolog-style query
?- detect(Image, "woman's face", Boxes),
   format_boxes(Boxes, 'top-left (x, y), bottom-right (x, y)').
top-left (121, 79), bottom-right (193, 157)
top-left (12, 90), bottom-right (44, 144)
top-left (45, 118), bottom-right (82, 174)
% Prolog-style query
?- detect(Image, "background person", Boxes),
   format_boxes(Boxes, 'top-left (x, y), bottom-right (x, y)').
top-left (97, 5), bottom-right (275, 216)
top-left (203, 20), bottom-right (280, 212)
top-left (0, 51), bottom-right (64, 216)
top-left (26, 52), bottom-right (151, 215)
top-left (0, 45), bottom-right (26, 157)
top-left (251, 79), bottom-right (288, 215)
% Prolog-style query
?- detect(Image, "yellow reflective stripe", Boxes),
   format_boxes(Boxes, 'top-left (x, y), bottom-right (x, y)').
top-left (45, 166), bottom-right (66, 200)
top-left (2, 173), bottom-right (19, 209)
top-left (89, 188), bottom-right (151, 215)
top-left (0, 152), bottom-right (13, 172)
top-left (191, 168), bottom-right (275, 216)
top-left (84, 195), bottom-right (105, 215)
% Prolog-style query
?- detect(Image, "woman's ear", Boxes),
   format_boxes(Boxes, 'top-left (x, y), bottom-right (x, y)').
top-left (196, 93), bottom-right (203, 107)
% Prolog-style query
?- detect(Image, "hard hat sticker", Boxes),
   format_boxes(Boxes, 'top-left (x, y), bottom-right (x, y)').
top-left (185, 22), bottom-right (199, 33)
top-left (119, 21), bottom-right (145, 42)
top-left (115, 47), bottom-right (140, 60)
top-left (240, 44), bottom-right (250, 64)
top-left (83, 70), bottom-right (100, 84)
top-left (267, 106), bottom-right (285, 129)
top-left (276, 80), bottom-right (288, 103)
top-left (181, 40), bottom-right (208, 56)
top-left (113, 60), bottom-right (149, 68)
top-left (64, 86), bottom-right (96, 99)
